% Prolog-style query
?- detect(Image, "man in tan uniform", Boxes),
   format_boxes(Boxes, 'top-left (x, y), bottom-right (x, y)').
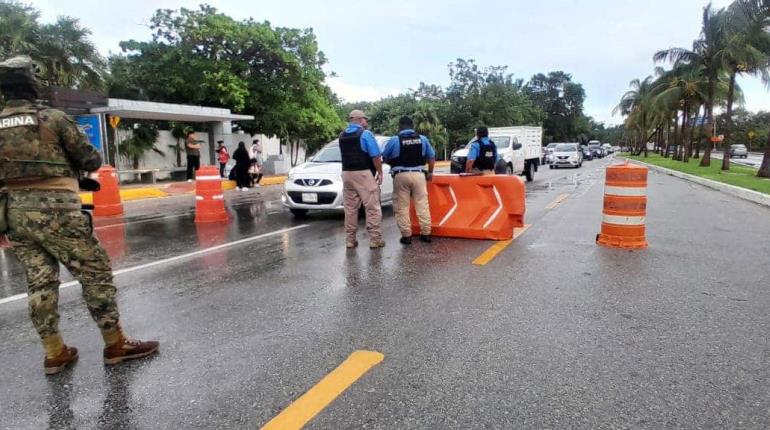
top-left (383, 116), bottom-right (436, 245)
top-left (0, 56), bottom-right (158, 375)
top-left (339, 110), bottom-right (385, 249)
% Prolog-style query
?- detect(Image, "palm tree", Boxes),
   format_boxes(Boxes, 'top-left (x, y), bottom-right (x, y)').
top-left (614, 76), bottom-right (657, 156)
top-left (170, 123), bottom-right (192, 167)
top-left (654, 64), bottom-right (708, 162)
top-left (0, 1), bottom-right (39, 57)
top-left (118, 122), bottom-right (164, 171)
top-left (718, 0), bottom-right (770, 170)
top-left (36, 17), bottom-right (106, 90)
top-left (413, 102), bottom-right (448, 159)
top-left (654, 4), bottom-right (727, 167)
top-left (0, 2), bottom-right (105, 90)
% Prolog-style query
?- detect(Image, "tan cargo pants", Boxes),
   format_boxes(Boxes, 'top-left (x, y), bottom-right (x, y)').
top-left (393, 172), bottom-right (431, 237)
top-left (342, 170), bottom-right (383, 244)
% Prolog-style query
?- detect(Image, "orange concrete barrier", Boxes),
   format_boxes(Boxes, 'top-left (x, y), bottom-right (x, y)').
top-left (596, 161), bottom-right (648, 249)
top-left (92, 165), bottom-right (124, 217)
top-left (195, 165), bottom-right (228, 223)
top-left (410, 174), bottom-right (525, 240)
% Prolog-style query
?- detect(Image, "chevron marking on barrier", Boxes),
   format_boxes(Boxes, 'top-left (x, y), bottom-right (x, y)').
top-left (482, 185), bottom-right (503, 229)
top-left (438, 186), bottom-right (458, 227)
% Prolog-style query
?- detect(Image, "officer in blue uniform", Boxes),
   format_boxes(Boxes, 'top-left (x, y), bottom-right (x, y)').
top-left (465, 126), bottom-right (498, 175)
top-left (383, 116), bottom-right (436, 244)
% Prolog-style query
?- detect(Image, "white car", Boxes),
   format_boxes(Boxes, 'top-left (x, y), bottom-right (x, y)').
top-left (282, 136), bottom-right (394, 217)
top-left (549, 143), bottom-right (583, 168)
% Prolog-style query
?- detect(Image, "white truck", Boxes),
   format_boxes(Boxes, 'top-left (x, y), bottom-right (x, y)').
top-left (450, 126), bottom-right (543, 182)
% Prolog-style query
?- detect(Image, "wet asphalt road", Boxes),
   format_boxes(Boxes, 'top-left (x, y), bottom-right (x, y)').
top-left (2, 156), bottom-right (770, 429)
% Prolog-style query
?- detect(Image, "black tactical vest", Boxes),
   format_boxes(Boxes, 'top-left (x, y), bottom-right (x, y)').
top-left (392, 131), bottom-right (425, 168)
top-left (340, 128), bottom-right (375, 175)
top-left (473, 139), bottom-right (497, 171)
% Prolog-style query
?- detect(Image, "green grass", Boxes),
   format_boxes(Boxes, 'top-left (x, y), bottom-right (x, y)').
top-left (625, 153), bottom-right (770, 196)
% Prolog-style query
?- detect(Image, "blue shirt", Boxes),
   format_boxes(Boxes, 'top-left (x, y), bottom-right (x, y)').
top-left (383, 129), bottom-right (436, 172)
top-left (344, 123), bottom-right (381, 157)
top-left (467, 137), bottom-right (500, 162)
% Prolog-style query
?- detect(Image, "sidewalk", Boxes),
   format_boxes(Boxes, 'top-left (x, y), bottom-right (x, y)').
top-left (80, 162), bottom-right (451, 204)
top-left (79, 175), bottom-right (287, 204)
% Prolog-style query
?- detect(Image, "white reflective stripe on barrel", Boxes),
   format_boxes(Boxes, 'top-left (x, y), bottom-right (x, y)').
top-left (195, 196), bottom-right (204, 200)
top-left (604, 186), bottom-right (646, 197)
top-left (196, 175), bottom-right (221, 181)
top-left (602, 214), bottom-right (646, 225)
top-left (213, 194), bottom-right (224, 200)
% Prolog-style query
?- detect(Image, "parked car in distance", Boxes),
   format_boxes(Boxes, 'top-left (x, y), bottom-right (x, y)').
top-left (550, 143), bottom-right (583, 169)
top-left (730, 144), bottom-right (748, 158)
top-left (602, 143), bottom-right (614, 154)
top-left (588, 143), bottom-right (604, 158)
top-left (542, 142), bottom-right (559, 164)
top-left (282, 136), bottom-right (394, 217)
top-left (582, 145), bottom-right (594, 160)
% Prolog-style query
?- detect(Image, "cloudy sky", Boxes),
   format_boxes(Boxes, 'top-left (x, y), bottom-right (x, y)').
top-left (30, 0), bottom-right (770, 125)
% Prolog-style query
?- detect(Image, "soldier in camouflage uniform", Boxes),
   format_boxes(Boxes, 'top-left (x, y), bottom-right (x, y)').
top-left (0, 56), bottom-right (159, 375)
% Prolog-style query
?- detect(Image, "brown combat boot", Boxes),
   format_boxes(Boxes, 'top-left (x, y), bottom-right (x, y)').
top-left (44, 346), bottom-right (79, 375)
top-left (104, 335), bottom-right (160, 365)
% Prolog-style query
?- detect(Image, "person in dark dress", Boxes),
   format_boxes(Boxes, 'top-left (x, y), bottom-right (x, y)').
top-left (233, 141), bottom-right (251, 190)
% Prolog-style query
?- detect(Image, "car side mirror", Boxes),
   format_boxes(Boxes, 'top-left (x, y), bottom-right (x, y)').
top-left (513, 143), bottom-right (522, 150)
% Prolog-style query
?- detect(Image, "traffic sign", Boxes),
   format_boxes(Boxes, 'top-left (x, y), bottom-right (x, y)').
top-left (109, 116), bottom-right (121, 129)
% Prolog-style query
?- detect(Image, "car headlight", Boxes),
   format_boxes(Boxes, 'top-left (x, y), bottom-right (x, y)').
top-left (287, 168), bottom-right (295, 181)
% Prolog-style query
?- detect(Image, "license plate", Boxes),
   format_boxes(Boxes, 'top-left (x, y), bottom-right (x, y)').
top-left (302, 193), bottom-right (318, 203)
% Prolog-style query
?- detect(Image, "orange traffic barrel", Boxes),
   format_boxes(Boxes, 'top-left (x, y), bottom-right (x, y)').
top-left (195, 165), bottom-right (228, 223)
top-left (93, 165), bottom-right (124, 217)
top-left (596, 161), bottom-right (648, 249)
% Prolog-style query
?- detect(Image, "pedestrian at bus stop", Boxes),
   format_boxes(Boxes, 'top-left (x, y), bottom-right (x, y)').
top-left (216, 140), bottom-right (229, 178)
top-left (233, 141), bottom-right (251, 190)
top-left (339, 110), bottom-right (385, 249)
top-left (185, 130), bottom-right (202, 181)
top-left (0, 56), bottom-right (158, 375)
top-left (250, 139), bottom-right (264, 187)
top-left (383, 116), bottom-right (436, 245)
top-left (465, 126), bottom-right (498, 175)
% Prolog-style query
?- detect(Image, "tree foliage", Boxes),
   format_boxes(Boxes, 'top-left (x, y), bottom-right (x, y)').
top-left (0, 0), bottom-right (106, 90)
top-left (338, 59), bottom-right (589, 158)
top-left (110, 4), bottom-right (342, 151)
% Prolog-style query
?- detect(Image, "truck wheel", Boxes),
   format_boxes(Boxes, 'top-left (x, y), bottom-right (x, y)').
top-left (290, 208), bottom-right (308, 218)
top-left (525, 161), bottom-right (534, 182)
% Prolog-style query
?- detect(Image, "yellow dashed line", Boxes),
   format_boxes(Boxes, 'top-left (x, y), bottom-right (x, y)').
top-left (545, 193), bottom-right (569, 209)
top-left (472, 224), bottom-right (531, 266)
top-left (260, 350), bottom-right (384, 430)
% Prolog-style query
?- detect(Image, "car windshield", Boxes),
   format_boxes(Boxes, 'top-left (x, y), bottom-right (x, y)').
top-left (311, 144), bottom-right (341, 162)
top-left (555, 144), bottom-right (577, 152)
top-left (731, 145), bottom-right (746, 149)
top-left (489, 136), bottom-right (511, 149)
top-left (547, 143), bottom-right (558, 149)
top-left (589, 144), bottom-right (600, 149)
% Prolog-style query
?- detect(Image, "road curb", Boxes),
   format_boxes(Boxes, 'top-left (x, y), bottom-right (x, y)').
top-left (628, 158), bottom-right (770, 209)
top-left (78, 176), bottom-right (287, 204)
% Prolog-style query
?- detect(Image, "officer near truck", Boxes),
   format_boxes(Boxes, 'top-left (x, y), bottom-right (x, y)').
top-left (465, 126), bottom-right (499, 175)
top-left (0, 56), bottom-right (159, 375)
top-left (383, 116), bottom-right (436, 245)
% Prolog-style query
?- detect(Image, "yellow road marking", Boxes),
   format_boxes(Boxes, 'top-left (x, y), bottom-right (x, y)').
top-left (545, 193), bottom-right (569, 209)
top-left (260, 350), bottom-right (384, 430)
top-left (472, 224), bottom-right (531, 266)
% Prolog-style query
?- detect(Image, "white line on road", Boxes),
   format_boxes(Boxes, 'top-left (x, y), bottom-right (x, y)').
top-left (0, 225), bottom-right (310, 306)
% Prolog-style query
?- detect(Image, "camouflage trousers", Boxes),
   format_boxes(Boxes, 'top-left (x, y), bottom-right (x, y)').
top-left (6, 190), bottom-right (120, 338)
